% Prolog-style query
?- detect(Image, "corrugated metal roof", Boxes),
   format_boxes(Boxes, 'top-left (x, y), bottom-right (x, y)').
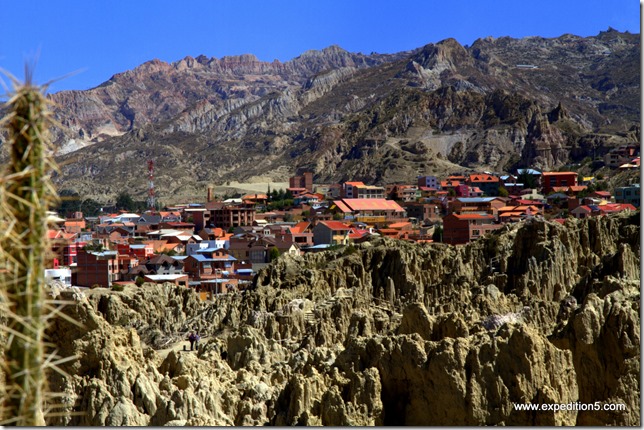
top-left (542, 171), bottom-right (577, 176)
top-left (456, 197), bottom-right (497, 203)
top-left (318, 221), bottom-right (351, 231)
top-left (517, 168), bottom-right (541, 175)
top-left (452, 213), bottom-right (495, 220)
top-left (342, 198), bottom-right (404, 212)
top-left (333, 200), bottom-right (352, 213)
top-left (145, 274), bottom-right (187, 281)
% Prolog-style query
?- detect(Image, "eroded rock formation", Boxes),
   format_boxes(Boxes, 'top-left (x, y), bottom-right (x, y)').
top-left (16, 212), bottom-right (639, 425)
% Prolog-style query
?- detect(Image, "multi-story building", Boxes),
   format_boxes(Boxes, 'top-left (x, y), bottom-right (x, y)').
top-left (614, 184), bottom-right (641, 207)
top-left (332, 198), bottom-right (406, 225)
top-left (449, 197), bottom-right (506, 218)
top-left (312, 221), bottom-right (351, 246)
top-left (604, 145), bottom-right (640, 168)
top-left (289, 172), bottom-right (314, 192)
top-left (442, 214), bottom-right (502, 245)
top-left (75, 249), bottom-right (119, 288)
top-left (355, 184), bottom-right (386, 199)
top-left (314, 184), bottom-right (342, 199)
top-left (417, 175), bottom-right (439, 189)
top-left (541, 172), bottom-right (578, 194)
top-left (467, 174), bottom-right (501, 197)
top-left (402, 201), bottom-right (442, 223)
top-left (201, 202), bottom-right (256, 230)
top-left (117, 243), bottom-right (155, 260)
top-left (184, 248), bottom-right (237, 281)
top-left (342, 182), bottom-right (386, 199)
top-left (386, 184), bottom-right (419, 202)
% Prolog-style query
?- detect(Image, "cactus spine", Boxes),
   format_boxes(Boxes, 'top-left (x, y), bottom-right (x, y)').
top-left (0, 75), bottom-right (58, 425)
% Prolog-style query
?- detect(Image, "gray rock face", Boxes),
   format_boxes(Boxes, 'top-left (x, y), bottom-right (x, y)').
top-left (15, 212), bottom-right (638, 425)
top-left (28, 31), bottom-right (638, 202)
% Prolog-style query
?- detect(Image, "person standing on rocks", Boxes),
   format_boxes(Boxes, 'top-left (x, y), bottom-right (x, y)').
top-left (194, 332), bottom-right (201, 351)
top-left (188, 332), bottom-right (196, 351)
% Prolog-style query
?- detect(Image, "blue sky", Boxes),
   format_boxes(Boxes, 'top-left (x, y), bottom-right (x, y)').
top-left (0, 0), bottom-right (639, 93)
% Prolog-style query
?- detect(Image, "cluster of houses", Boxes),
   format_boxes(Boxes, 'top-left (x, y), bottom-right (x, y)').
top-left (44, 166), bottom-right (639, 297)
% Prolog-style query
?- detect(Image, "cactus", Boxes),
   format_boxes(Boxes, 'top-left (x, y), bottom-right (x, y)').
top-left (0, 71), bottom-right (59, 425)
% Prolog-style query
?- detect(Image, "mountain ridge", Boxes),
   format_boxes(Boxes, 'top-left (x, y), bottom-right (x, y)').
top-left (18, 30), bottom-right (639, 202)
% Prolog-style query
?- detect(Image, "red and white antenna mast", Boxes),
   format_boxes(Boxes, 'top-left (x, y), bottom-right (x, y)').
top-left (147, 159), bottom-right (156, 212)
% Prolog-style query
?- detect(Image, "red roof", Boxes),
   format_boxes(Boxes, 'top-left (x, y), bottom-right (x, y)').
top-left (451, 213), bottom-right (495, 220)
top-left (573, 205), bottom-right (592, 212)
top-left (389, 222), bottom-right (412, 229)
top-left (344, 181), bottom-right (365, 187)
top-left (341, 198), bottom-right (405, 212)
top-left (165, 222), bottom-right (194, 227)
top-left (468, 174), bottom-right (499, 183)
top-left (348, 229), bottom-right (370, 240)
top-left (599, 204), bottom-right (636, 213)
top-left (290, 222), bottom-right (311, 234)
top-left (591, 191), bottom-right (611, 197)
top-left (333, 200), bottom-right (352, 213)
top-left (441, 180), bottom-right (462, 187)
top-left (318, 221), bottom-right (351, 231)
top-left (516, 199), bottom-right (543, 205)
top-left (47, 229), bottom-right (63, 240)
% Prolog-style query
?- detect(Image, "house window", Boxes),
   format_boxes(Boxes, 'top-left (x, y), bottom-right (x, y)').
top-left (472, 230), bottom-right (480, 237)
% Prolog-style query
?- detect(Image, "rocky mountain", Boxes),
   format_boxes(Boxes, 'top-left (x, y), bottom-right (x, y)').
top-left (3, 212), bottom-right (637, 425)
top-left (24, 28), bottom-right (640, 201)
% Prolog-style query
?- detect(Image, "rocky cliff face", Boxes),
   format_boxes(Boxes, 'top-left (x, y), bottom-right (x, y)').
top-left (12, 30), bottom-right (635, 202)
top-left (15, 212), bottom-right (638, 425)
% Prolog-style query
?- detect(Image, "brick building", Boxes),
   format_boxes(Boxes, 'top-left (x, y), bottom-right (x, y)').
top-left (289, 172), bottom-right (313, 192)
top-left (442, 213), bottom-right (502, 245)
top-left (541, 172), bottom-right (578, 194)
top-left (75, 249), bottom-right (119, 288)
top-left (199, 202), bottom-right (256, 230)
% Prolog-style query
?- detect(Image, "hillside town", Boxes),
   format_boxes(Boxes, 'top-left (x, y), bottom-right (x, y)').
top-left (46, 152), bottom-right (640, 296)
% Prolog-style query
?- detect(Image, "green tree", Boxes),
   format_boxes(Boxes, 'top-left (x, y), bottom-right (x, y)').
top-left (432, 225), bottom-right (443, 242)
top-left (115, 192), bottom-right (135, 211)
top-left (517, 171), bottom-right (538, 189)
top-left (498, 186), bottom-right (509, 197)
top-left (269, 247), bottom-right (280, 261)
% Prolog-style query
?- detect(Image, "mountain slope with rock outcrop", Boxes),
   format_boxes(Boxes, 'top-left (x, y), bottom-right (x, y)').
top-left (10, 29), bottom-right (635, 202)
top-left (4, 212), bottom-right (637, 425)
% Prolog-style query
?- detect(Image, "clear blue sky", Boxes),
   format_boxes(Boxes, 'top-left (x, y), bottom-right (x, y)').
top-left (0, 0), bottom-right (639, 93)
